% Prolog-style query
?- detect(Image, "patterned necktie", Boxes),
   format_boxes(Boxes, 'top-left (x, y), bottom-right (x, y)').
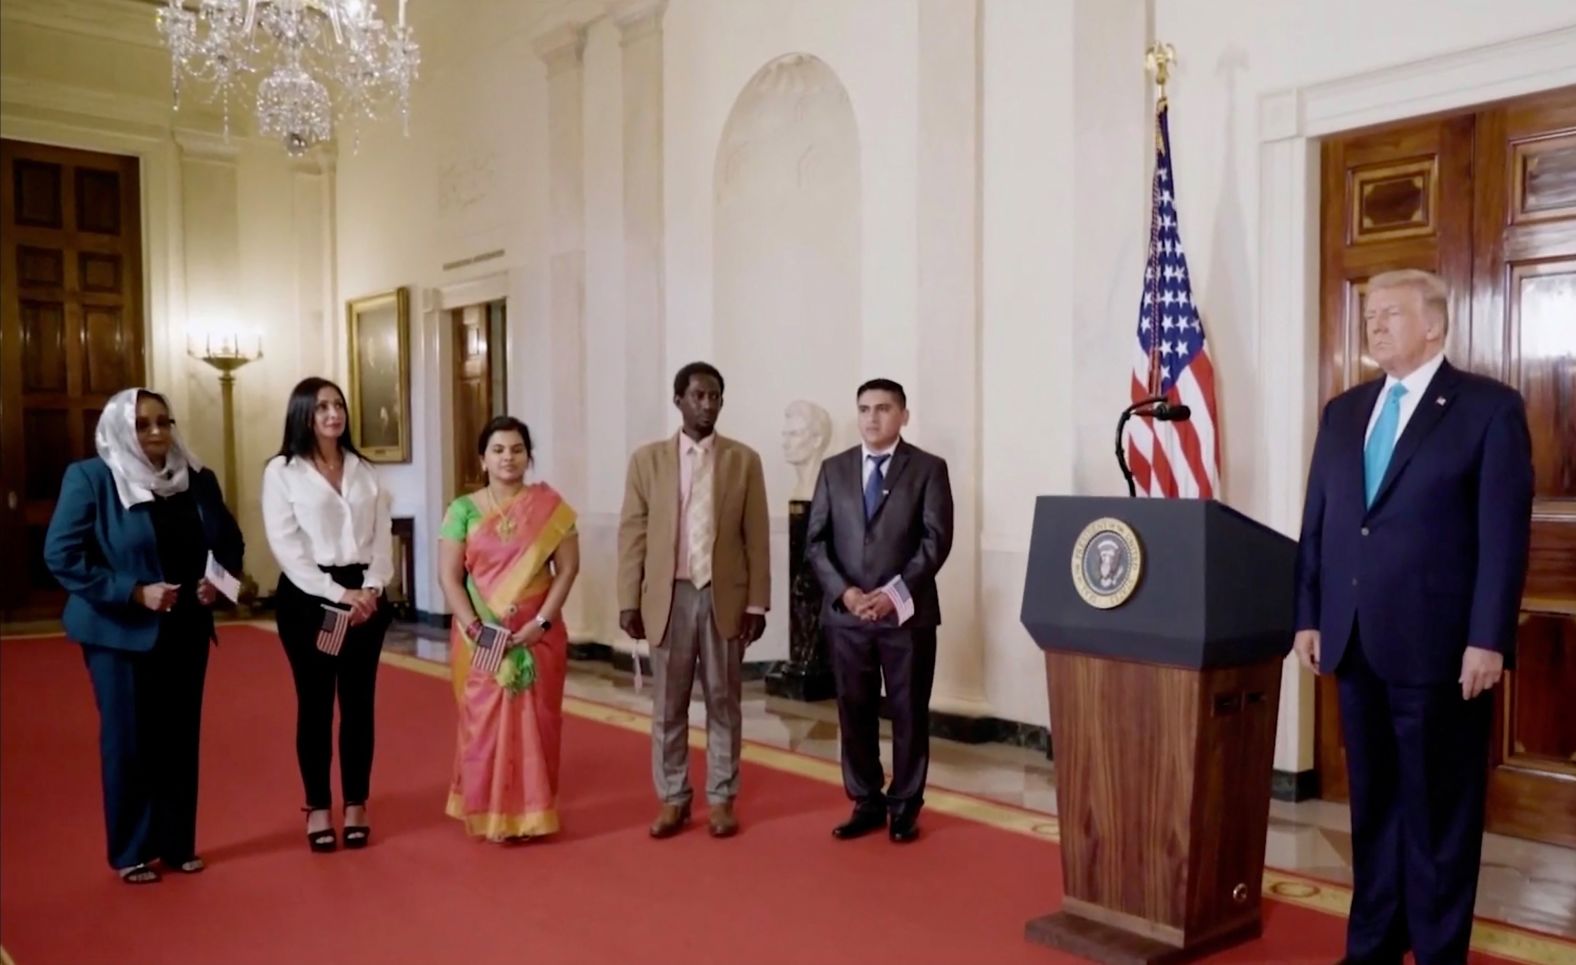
top-left (864, 454), bottom-right (889, 520)
top-left (1364, 383), bottom-right (1408, 508)
top-left (686, 444), bottom-right (714, 588)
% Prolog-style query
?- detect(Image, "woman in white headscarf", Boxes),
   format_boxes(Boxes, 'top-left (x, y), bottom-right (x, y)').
top-left (43, 388), bottom-right (244, 884)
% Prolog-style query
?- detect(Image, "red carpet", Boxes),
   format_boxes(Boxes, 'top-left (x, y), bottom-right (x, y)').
top-left (0, 627), bottom-right (1540, 965)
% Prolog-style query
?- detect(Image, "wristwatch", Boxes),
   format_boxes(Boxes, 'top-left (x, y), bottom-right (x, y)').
top-left (535, 616), bottom-right (553, 631)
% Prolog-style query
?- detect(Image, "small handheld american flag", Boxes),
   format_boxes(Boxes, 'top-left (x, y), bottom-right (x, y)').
top-left (316, 604), bottom-right (351, 656)
top-left (469, 623), bottom-right (510, 675)
top-left (879, 576), bottom-right (914, 625)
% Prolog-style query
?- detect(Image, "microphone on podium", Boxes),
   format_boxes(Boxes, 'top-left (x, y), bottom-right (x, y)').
top-left (1114, 396), bottom-right (1193, 497)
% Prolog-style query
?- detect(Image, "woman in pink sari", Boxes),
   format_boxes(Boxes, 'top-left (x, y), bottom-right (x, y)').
top-left (438, 417), bottom-right (580, 841)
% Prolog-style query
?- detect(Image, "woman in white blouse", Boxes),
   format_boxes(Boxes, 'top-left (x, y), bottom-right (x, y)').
top-left (261, 377), bottom-right (393, 854)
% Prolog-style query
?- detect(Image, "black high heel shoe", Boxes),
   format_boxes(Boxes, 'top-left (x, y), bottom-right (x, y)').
top-left (343, 803), bottom-right (370, 850)
top-left (307, 828), bottom-right (338, 852)
top-left (304, 808), bottom-right (337, 853)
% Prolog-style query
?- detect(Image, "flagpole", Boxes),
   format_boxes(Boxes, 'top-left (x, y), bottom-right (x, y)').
top-left (1142, 42), bottom-right (1175, 400)
top-left (1145, 41), bottom-right (1175, 105)
top-left (1146, 41), bottom-right (1174, 157)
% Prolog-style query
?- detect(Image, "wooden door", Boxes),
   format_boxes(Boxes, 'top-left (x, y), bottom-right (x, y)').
top-left (1317, 88), bottom-right (1576, 846)
top-left (451, 299), bottom-right (507, 497)
top-left (0, 139), bottom-right (145, 622)
top-left (453, 304), bottom-right (491, 495)
top-left (1470, 90), bottom-right (1576, 847)
top-left (1316, 114), bottom-right (1476, 801)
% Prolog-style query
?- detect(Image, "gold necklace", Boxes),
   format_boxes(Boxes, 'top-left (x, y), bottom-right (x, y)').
top-left (487, 485), bottom-right (528, 539)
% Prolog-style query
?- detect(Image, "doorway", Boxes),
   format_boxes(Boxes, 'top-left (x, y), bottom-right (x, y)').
top-left (451, 298), bottom-right (508, 497)
top-left (1317, 87), bottom-right (1576, 847)
top-left (0, 138), bottom-right (147, 622)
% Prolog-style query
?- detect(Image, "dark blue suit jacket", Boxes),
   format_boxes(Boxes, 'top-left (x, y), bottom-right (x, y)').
top-left (1294, 360), bottom-right (1534, 685)
top-left (43, 457), bottom-right (245, 652)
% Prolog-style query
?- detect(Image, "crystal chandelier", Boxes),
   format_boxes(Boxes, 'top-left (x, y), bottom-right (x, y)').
top-left (156, 0), bottom-right (420, 157)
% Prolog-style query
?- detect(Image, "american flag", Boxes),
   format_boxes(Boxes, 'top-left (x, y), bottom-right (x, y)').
top-left (879, 576), bottom-right (914, 625)
top-left (1123, 100), bottom-right (1220, 499)
top-left (469, 624), bottom-right (510, 675)
top-left (316, 604), bottom-right (350, 656)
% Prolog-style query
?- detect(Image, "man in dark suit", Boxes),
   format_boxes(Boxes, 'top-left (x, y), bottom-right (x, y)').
top-left (806, 378), bottom-right (954, 843)
top-left (1293, 269), bottom-right (1533, 965)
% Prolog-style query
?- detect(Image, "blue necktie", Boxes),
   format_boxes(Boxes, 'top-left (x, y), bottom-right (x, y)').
top-left (1364, 383), bottom-right (1408, 507)
top-left (864, 454), bottom-right (889, 520)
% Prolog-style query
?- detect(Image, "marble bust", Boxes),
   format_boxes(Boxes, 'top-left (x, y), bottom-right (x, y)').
top-left (782, 400), bottom-right (832, 501)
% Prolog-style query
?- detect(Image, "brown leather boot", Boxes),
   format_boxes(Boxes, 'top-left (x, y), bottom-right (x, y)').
top-left (649, 802), bottom-right (690, 839)
top-left (708, 800), bottom-right (738, 838)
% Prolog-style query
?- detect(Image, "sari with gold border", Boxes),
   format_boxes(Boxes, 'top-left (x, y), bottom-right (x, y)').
top-left (439, 483), bottom-right (576, 840)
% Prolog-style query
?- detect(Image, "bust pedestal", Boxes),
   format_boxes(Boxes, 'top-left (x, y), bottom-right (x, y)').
top-left (766, 500), bottom-right (837, 702)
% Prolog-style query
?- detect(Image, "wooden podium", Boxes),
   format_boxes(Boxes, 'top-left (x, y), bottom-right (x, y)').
top-left (1019, 497), bottom-right (1297, 963)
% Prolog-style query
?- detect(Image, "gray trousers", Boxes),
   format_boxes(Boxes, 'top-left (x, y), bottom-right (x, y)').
top-left (650, 581), bottom-right (742, 807)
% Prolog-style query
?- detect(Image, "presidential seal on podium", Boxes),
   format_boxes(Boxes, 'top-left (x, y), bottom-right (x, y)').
top-left (1070, 517), bottom-right (1142, 609)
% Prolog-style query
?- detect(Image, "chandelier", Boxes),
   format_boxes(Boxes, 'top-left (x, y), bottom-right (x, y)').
top-left (156, 0), bottom-right (420, 157)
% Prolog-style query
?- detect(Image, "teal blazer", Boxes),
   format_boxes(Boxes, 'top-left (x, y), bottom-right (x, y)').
top-left (43, 457), bottom-right (245, 652)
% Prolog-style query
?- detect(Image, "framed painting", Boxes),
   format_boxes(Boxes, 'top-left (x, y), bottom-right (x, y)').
top-left (346, 287), bottom-right (412, 463)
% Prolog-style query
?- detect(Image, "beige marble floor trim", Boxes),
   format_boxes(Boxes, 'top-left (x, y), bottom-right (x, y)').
top-left (382, 651), bottom-right (1576, 965)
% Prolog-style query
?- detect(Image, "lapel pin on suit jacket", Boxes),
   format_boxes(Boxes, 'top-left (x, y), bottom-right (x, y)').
top-left (1435, 396), bottom-right (1447, 406)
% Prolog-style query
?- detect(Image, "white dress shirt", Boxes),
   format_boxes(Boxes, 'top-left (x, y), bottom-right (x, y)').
top-left (860, 438), bottom-right (911, 625)
top-left (261, 452), bottom-right (393, 603)
top-left (1365, 350), bottom-right (1447, 445)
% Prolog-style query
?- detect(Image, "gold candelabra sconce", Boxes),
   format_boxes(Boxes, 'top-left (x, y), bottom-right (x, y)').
top-left (187, 327), bottom-right (264, 611)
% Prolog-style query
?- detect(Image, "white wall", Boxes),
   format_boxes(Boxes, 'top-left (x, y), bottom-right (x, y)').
top-left (712, 53), bottom-right (862, 510)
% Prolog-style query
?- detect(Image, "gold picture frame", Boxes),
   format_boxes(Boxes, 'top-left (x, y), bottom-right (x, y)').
top-left (346, 287), bottom-right (412, 463)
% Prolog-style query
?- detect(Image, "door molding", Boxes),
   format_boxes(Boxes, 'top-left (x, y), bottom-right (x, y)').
top-left (1256, 26), bottom-right (1576, 776)
top-left (412, 270), bottom-right (514, 618)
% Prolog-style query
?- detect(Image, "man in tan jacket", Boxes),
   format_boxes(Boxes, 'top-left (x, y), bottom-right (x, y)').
top-left (618, 362), bottom-right (770, 839)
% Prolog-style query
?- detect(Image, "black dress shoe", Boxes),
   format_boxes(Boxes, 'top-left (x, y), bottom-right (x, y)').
top-left (831, 809), bottom-right (886, 840)
top-left (889, 814), bottom-right (920, 843)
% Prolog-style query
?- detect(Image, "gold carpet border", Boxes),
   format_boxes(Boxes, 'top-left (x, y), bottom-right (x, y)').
top-left (379, 650), bottom-right (1572, 965)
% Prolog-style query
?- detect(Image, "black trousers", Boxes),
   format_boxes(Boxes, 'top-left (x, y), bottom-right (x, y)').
top-left (826, 625), bottom-right (937, 818)
top-left (274, 568), bottom-right (391, 810)
top-left (1337, 630), bottom-right (1492, 965)
top-left (82, 611), bottom-right (210, 870)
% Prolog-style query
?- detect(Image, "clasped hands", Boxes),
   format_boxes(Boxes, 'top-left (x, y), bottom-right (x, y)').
top-left (841, 587), bottom-right (896, 623)
top-left (618, 609), bottom-right (767, 647)
top-left (135, 580), bottom-right (220, 611)
top-left (509, 621), bottom-right (546, 648)
top-left (1293, 629), bottom-right (1505, 700)
top-left (340, 588), bottom-right (381, 626)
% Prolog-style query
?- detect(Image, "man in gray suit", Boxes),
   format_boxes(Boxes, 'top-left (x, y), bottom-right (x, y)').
top-left (806, 379), bottom-right (954, 843)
